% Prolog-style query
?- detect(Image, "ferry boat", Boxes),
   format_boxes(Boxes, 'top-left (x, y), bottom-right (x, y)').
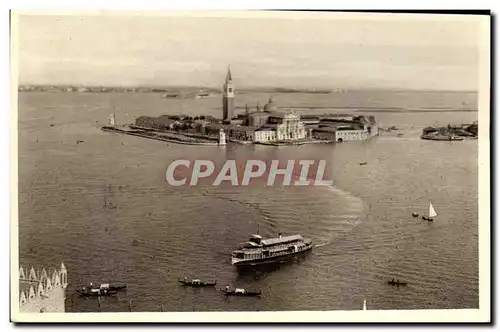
top-left (231, 233), bottom-right (313, 267)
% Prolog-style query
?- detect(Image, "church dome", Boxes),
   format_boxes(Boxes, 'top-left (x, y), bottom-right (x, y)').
top-left (263, 97), bottom-right (278, 113)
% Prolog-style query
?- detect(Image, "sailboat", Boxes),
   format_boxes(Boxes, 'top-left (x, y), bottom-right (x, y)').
top-left (362, 299), bottom-right (367, 311)
top-left (422, 202), bottom-right (437, 221)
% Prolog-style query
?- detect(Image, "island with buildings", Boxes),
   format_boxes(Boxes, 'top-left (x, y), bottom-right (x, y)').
top-left (421, 122), bottom-right (478, 141)
top-left (101, 67), bottom-right (379, 146)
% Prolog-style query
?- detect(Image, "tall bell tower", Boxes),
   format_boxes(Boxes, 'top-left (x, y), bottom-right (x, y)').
top-left (222, 65), bottom-right (235, 121)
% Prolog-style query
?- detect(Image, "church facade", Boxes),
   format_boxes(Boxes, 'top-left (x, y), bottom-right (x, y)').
top-left (220, 67), bottom-right (306, 142)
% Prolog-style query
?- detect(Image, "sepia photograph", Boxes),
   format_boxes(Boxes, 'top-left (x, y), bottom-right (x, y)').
top-left (10, 10), bottom-right (490, 323)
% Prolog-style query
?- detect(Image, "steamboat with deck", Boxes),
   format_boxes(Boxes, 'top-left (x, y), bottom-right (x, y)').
top-left (231, 233), bottom-right (313, 267)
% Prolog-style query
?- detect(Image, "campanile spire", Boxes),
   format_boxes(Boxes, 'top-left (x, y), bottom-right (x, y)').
top-left (222, 65), bottom-right (235, 121)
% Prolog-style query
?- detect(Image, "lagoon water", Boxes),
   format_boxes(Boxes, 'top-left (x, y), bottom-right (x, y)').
top-left (18, 90), bottom-right (478, 312)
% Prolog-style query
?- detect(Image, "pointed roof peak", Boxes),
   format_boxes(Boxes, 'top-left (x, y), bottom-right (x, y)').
top-left (226, 65), bottom-right (232, 82)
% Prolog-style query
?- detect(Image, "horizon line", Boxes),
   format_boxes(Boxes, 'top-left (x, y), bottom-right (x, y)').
top-left (17, 83), bottom-right (478, 94)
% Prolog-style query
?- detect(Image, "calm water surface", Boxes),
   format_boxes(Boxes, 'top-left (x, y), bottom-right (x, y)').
top-left (18, 91), bottom-right (478, 312)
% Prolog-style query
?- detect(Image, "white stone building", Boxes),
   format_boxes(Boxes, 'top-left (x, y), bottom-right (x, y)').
top-left (254, 128), bottom-right (277, 142)
top-left (276, 113), bottom-right (306, 141)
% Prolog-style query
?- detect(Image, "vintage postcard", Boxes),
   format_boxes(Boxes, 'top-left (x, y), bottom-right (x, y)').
top-left (10, 10), bottom-right (490, 323)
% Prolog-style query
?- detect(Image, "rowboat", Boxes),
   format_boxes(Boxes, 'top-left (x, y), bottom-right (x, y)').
top-left (179, 278), bottom-right (217, 287)
top-left (387, 279), bottom-right (407, 286)
top-left (220, 287), bottom-right (261, 297)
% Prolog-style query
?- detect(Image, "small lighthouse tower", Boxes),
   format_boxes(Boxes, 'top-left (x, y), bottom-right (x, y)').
top-left (219, 128), bottom-right (227, 146)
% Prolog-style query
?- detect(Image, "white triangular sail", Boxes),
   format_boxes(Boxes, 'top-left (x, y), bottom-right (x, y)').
top-left (429, 202), bottom-right (437, 218)
top-left (363, 299), bottom-right (367, 310)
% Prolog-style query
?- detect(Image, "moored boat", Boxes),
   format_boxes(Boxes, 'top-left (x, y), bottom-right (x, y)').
top-left (178, 278), bottom-right (217, 287)
top-left (220, 286), bottom-right (261, 297)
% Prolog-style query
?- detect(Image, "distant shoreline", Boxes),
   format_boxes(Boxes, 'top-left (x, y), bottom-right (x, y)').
top-left (17, 85), bottom-right (477, 95)
top-left (227, 106), bottom-right (478, 113)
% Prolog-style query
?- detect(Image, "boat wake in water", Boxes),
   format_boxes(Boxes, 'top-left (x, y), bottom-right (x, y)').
top-left (199, 182), bottom-right (367, 252)
top-left (198, 189), bottom-right (275, 225)
top-left (309, 184), bottom-right (368, 249)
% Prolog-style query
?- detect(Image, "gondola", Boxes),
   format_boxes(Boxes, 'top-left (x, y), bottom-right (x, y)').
top-left (220, 287), bottom-right (261, 297)
top-left (76, 287), bottom-right (118, 297)
top-left (178, 278), bottom-right (217, 287)
top-left (76, 282), bottom-right (127, 297)
top-left (387, 280), bottom-right (408, 287)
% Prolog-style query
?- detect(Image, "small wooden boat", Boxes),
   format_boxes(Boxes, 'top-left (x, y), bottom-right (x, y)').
top-left (387, 280), bottom-right (408, 286)
top-left (179, 278), bottom-right (217, 287)
top-left (79, 282), bottom-right (126, 292)
top-left (76, 287), bottom-right (117, 297)
top-left (220, 287), bottom-right (261, 297)
top-left (359, 162), bottom-right (368, 166)
top-left (412, 212), bottom-right (419, 217)
top-left (162, 93), bottom-right (179, 98)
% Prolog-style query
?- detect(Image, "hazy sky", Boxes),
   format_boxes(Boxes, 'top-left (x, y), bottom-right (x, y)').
top-left (15, 12), bottom-right (485, 90)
